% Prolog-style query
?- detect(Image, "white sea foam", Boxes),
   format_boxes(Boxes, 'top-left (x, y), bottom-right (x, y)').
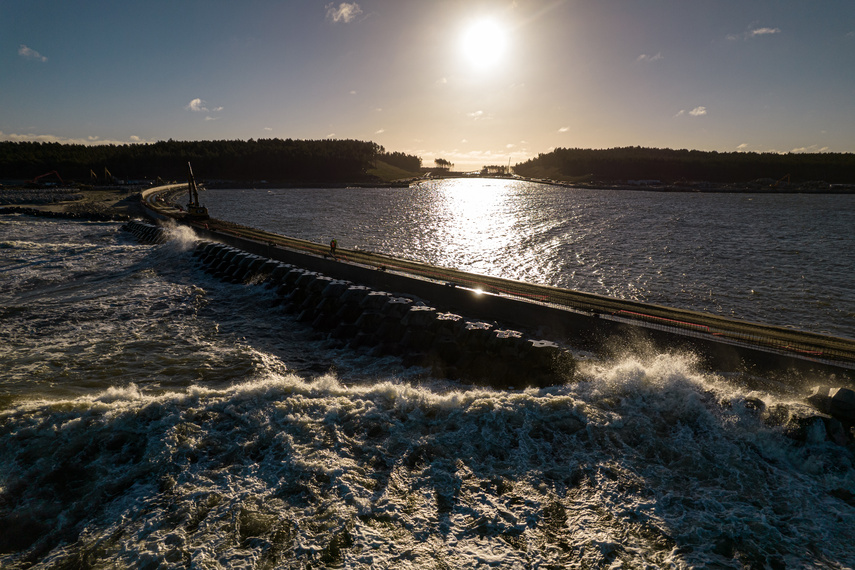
top-left (5, 356), bottom-right (853, 568)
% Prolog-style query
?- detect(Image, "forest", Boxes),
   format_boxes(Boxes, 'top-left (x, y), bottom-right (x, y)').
top-left (4, 140), bottom-right (853, 186)
top-left (0, 139), bottom-right (421, 184)
top-left (513, 147), bottom-right (855, 184)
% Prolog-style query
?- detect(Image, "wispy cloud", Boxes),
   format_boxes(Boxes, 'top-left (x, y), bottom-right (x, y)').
top-left (466, 110), bottom-right (496, 122)
top-left (18, 44), bottom-right (47, 62)
top-left (185, 98), bottom-right (223, 113)
top-left (728, 26), bottom-right (781, 41)
top-left (750, 27), bottom-right (781, 37)
top-left (326, 2), bottom-right (362, 23)
top-left (637, 52), bottom-right (663, 62)
top-left (0, 131), bottom-right (150, 145)
top-left (791, 144), bottom-right (830, 153)
top-left (674, 106), bottom-right (707, 118)
top-left (375, 129), bottom-right (385, 134)
top-left (737, 143), bottom-right (749, 150)
top-left (558, 126), bottom-right (570, 133)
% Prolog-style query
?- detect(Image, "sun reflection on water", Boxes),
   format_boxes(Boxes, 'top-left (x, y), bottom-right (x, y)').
top-left (426, 178), bottom-right (519, 274)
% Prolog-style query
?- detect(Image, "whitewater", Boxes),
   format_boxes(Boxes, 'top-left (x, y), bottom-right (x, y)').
top-left (2, 183), bottom-right (855, 568)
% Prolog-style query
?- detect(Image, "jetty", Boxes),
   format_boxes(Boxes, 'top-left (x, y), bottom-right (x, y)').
top-left (135, 184), bottom-right (855, 388)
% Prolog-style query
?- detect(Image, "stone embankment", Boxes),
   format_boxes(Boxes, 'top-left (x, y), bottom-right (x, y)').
top-left (122, 220), bottom-right (855, 449)
top-left (124, 219), bottom-right (574, 388)
top-left (0, 205), bottom-right (131, 222)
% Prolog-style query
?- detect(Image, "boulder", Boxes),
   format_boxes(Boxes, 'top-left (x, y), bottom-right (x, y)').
top-left (806, 386), bottom-right (855, 425)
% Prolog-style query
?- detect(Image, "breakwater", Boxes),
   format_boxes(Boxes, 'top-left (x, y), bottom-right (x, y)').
top-left (121, 217), bottom-right (855, 383)
top-left (121, 218), bottom-right (855, 449)
top-left (138, 185), bottom-right (855, 382)
top-left (124, 219), bottom-right (574, 388)
top-left (0, 205), bottom-right (131, 222)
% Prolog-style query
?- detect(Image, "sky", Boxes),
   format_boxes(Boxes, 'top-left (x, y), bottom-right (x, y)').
top-left (2, 0), bottom-right (854, 170)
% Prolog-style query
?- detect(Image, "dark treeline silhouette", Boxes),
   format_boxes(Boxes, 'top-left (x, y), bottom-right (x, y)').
top-left (514, 147), bottom-right (855, 184)
top-left (0, 139), bottom-right (420, 183)
top-left (379, 151), bottom-right (421, 172)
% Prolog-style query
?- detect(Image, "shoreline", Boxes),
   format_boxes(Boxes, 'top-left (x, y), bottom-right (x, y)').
top-left (2, 176), bottom-right (854, 222)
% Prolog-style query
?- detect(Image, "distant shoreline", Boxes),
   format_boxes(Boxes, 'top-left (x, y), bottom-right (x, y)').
top-left (2, 176), bottom-right (855, 222)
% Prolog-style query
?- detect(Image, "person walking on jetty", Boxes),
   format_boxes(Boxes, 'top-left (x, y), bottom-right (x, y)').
top-left (329, 238), bottom-right (337, 259)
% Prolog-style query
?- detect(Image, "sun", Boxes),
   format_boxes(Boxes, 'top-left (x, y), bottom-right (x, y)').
top-left (461, 19), bottom-right (508, 69)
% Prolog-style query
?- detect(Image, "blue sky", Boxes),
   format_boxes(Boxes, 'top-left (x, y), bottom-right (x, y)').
top-left (2, 0), bottom-right (854, 169)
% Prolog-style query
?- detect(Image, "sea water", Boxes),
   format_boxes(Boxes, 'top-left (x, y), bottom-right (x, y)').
top-left (202, 179), bottom-right (855, 340)
top-left (2, 181), bottom-right (854, 568)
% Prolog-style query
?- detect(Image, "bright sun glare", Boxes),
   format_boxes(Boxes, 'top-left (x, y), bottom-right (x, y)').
top-left (461, 19), bottom-right (507, 68)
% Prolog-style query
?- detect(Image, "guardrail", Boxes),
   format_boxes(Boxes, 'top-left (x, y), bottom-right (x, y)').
top-left (142, 184), bottom-right (855, 372)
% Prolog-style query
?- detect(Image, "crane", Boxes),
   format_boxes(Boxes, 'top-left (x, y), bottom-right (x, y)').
top-left (185, 162), bottom-right (209, 220)
top-left (771, 174), bottom-right (791, 188)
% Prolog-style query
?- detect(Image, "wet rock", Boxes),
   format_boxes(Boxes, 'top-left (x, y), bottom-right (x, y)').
top-left (381, 296), bottom-right (414, 319)
top-left (401, 305), bottom-right (437, 328)
top-left (359, 290), bottom-right (392, 310)
top-left (784, 412), bottom-right (848, 445)
top-left (806, 386), bottom-right (855, 425)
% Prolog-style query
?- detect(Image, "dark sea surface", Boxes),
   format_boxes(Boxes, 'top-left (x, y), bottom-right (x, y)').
top-left (1, 179), bottom-right (854, 568)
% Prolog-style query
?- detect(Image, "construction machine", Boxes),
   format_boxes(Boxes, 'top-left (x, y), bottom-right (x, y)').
top-left (185, 162), bottom-right (209, 220)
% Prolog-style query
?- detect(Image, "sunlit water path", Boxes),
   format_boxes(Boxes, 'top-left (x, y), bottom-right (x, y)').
top-left (1, 185), bottom-right (854, 567)
top-left (202, 179), bottom-right (855, 339)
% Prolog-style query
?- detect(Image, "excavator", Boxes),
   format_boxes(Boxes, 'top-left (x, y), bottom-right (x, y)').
top-left (27, 171), bottom-right (63, 187)
top-left (185, 162), bottom-right (209, 220)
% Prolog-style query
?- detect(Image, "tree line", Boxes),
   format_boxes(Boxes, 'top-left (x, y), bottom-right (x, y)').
top-left (0, 139), bottom-right (422, 183)
top-left (513, 147), bottom-right (855, 184)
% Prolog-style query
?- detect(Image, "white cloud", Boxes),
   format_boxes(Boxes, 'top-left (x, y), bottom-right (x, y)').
top-left (689, 106), bottom-right (707, 116)
top-left (729, 26), bottom-right (781, 41)
top-left (751, 27), bottom-right (781, 37)
top-left (791, 144), bottom-right (830, 153)
top-left (637, 52), bottom-right (663, 62)
top-left (737, 143), bottom-right (749, 150)
top-left (375, 129), bottom-right (385, 134)
top-left (558, 126), bottom-right (570, 133)
top-left (129, 135), bottom-right (141, 142)
top-left (350, 90), bottom-right (357, 95)
top-left (186, 98), bottom-right (223, 113)
top-left (187, 98), bottom-right (207, 112)
top-left (468, 110), bottom-right (485, 119)
top-left (326, 2), bottom-right (362, 23)
top-left (18, 44), bottom-right (47, 62)
top-left (264, 127), bottom-right (273, 131)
